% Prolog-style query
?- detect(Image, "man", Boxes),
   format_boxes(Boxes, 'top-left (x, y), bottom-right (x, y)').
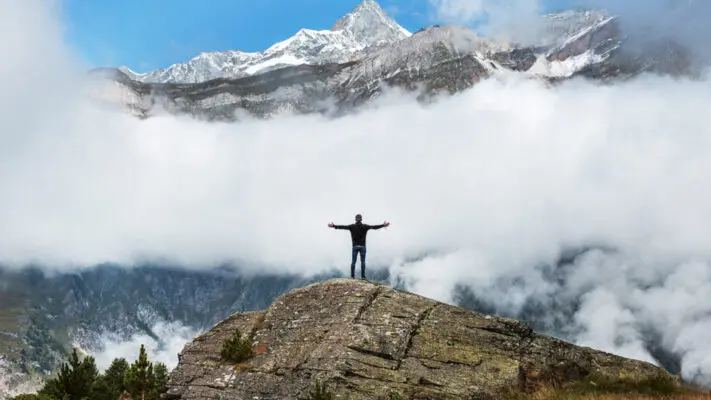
top-left (328, 214), bottom-right (390, 280)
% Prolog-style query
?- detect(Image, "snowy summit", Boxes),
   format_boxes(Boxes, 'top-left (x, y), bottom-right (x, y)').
top-left (122, 0), bottom-right (411, 84)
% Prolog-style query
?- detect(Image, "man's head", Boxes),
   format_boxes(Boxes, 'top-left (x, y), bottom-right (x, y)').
top-left (355, 214), bottom-right (362, 222)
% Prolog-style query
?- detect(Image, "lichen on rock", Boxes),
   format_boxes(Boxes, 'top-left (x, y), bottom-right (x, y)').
top-left (165, 278), bottom-right (677, 400)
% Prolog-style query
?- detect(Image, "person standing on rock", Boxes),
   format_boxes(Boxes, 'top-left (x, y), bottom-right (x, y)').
top-left (328, 214), bottom-right (390, 280)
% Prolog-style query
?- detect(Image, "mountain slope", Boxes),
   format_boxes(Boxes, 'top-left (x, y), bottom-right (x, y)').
top-left (0, 265), bottom-right (348, 400)
top-left (123, 0), bottom-right (410, 84)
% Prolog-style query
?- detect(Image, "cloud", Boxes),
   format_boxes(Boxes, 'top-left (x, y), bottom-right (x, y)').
top-left (4, 0), bottom-right (711, 387)
top-left (428, 0), bottom-right (711, 58)
top-left (428, 0), bottom-right (543, 42)
top-left (85, 321), bottom-right (199, 371)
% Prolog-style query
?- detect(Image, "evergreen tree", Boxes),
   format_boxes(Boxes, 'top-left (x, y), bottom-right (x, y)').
top-left (91, 378), bottom-right (111, 400)
top-left (8, 395), bottom-right (53, 400)
top-left (38, 348), bottom-right (98, 400)
top-left (124, 345), bottom-right (154, 400)
top-left (152, 362), bottom-right (169, 397)
top-left (12, 346), bottom-right (170, 400)
top-left (93, 358), bottom-right (129, 400)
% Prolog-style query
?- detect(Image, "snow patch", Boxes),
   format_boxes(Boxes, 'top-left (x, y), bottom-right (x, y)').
top-left (559, 16), bottom-right (617, 48)
top-left (528, 50), bottom-right (607, 78)
top-left (128, 0), bottom-right (409, 83)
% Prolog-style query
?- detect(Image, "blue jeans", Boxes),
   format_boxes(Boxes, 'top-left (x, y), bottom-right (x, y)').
top-left (351, 245), bottom-right (366, 278)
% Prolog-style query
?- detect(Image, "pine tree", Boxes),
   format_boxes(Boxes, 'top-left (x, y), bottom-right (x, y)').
top-left (93, 358), bottom-right (129, 400)
top-left (38, 348), bottom-right (98, 400)
top-left (220, 329), bottom-right (254, 363)
top-left (124, 345), bottom-right (154, 400)
top-left (8, 395), bottom-right (53, 400)
top-left (11, 348), bottom-right (171, 400)
top-left (152, 362), bottom-right (169, 397)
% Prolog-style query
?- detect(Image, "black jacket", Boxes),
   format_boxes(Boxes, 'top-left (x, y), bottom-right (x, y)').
top-left (334, 222), bottom-right (386, 246)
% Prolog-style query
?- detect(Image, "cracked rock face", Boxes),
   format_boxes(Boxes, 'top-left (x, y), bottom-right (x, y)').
top-left (165, 279), bottom-right (675, 400)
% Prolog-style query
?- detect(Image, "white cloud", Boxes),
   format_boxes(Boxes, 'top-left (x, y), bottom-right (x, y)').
top-left (428, 0), bottom-right (711, 58)
top-left (430, 0), bottom-right (486, 24)
top-left (578, 0), bottom-right (711, 60)
top-left (87, 322), bottom-right (199, 371)
top-left (429, 0), bottom-right (543, 42)
top-left (3, 0), bottom-right (711, 387)
top-left (574, 287), bottom-right (656, 364)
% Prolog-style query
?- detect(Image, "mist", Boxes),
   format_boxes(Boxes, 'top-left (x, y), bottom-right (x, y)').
top-left (84, 322), bottom-right (199, 371)
top-left (430, 0), bottom-right (711, 59)
top-left (2, 0), bottom-right (711, 387)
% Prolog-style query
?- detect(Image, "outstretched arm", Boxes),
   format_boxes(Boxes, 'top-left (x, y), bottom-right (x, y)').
top-left (369, 221), bottom-right (391, 230)
top-left (328, 222), bottom-right (351, 229)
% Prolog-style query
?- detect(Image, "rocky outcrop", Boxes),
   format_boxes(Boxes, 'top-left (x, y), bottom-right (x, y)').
top-left (0, 357), bottom-right (43, 400)
top-left (165, 279), bottom-right (676, 400)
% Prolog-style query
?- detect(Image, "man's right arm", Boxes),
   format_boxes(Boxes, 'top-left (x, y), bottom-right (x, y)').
top-left (329, 222), bottom-right (351, 229)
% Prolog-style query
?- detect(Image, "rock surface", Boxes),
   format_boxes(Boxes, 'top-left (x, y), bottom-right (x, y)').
top-left (165, 279), bottom-right (675, 400)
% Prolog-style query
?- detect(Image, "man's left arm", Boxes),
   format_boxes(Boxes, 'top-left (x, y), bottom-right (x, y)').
top-left (368, 221), bottom-right (391, 230)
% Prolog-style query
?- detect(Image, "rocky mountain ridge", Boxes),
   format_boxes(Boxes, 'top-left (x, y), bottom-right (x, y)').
top-left (165, 279), bottom-right (676, 400)
top-left (92, 2), bottom-right (703, 121)
top-left (120, 0), bottom-right (410, 84)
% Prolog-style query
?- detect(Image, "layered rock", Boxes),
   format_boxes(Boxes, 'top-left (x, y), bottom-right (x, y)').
top-left (165, 279), bottom-right (675, 400)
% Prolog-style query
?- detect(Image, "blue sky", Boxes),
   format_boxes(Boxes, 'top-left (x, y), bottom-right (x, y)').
top-left (62, 0), bottom-right (574, 72)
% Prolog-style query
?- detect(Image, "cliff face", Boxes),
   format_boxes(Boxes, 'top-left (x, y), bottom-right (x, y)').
top-left (165, 279), bottom-right (675, 400)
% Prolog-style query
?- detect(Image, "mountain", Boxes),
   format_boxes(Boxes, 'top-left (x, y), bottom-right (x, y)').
top-left (166, 279), bottom-right (678, 399)
top-left (0, 264), bottom-right (357, 400)
top-left (0, 249), bottom-right (698, 398)
top-left (120, 0), bottom-right (410, 84)
top-left (92, 2), bottom-right (704, 121)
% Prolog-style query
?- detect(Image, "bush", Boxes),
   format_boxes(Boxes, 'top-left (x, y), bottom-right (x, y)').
top-left (305, 380), bottom-right (334, 400)
top-left (220, 329), bottom-right (254, 363)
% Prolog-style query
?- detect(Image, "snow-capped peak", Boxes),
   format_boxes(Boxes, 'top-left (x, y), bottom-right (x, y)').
top-left (120, 0), bottom-right (410, 84)
top-left (118, 66), bottom-right (146, 79)
top-left (332, 0), bottom-right (411, 46)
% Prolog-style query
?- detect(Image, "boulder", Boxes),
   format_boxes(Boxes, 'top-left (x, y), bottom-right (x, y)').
top-left (165, 278), bottom-right (675, 400)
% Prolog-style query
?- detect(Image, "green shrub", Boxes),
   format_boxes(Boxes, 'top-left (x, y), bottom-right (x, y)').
top-left (220, 329), bottom-right (254, 363)
top-left (305, 380), bottom-right (334, 400)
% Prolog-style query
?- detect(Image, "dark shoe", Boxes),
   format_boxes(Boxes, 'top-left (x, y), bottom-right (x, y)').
top-left (360, 276), bottom-right (366, 280)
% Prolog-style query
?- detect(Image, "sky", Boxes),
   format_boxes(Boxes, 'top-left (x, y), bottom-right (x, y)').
top-left (61, 0), bottom-right (573, 72)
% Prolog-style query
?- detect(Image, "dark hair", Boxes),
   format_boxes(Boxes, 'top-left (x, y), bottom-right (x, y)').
top-left (355, 214), bottom-right (362, 221)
